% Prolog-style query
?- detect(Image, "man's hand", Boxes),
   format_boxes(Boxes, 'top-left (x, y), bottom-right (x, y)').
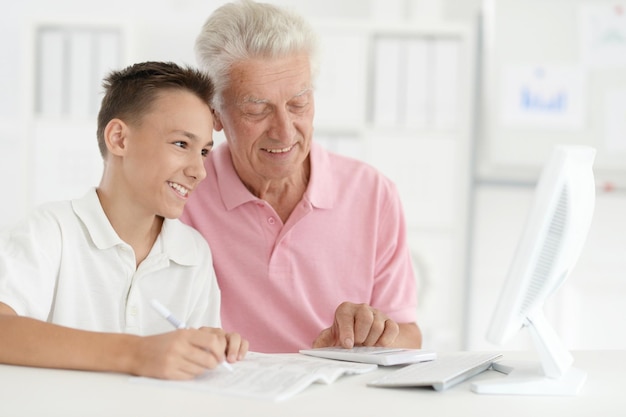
top-left (312, 302), bottom-right (400, 349)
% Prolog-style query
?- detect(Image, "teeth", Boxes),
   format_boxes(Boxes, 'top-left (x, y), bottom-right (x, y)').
top-left (168, 182), bottom-right (189, 196)
top-left (265, 145), bottom-right (293, 154)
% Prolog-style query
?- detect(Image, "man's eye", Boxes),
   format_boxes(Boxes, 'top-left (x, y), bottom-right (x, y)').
top-left (292, 103), bottom-right (307, 110)
top-left (201, 148), bottom-right (210, 157)
top-left (245, 109), bottom-right (268, 117)
top-left (241, 103), bottom-right (270, 117)
top-left (289, 100), bottom-right (309, 112)
top-left (174, 141), bottom-right (187, 148)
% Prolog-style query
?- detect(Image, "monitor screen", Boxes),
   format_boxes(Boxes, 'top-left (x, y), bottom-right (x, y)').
top-left (472, 145), bottom-right (596, 396)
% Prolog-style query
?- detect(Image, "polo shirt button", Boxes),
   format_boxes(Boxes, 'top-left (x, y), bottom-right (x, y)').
top-left (267, 217), bottom-right (276, 224)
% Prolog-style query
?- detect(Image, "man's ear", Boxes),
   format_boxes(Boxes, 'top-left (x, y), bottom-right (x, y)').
top-left (104, 119), bottom-right (128, 156)
top-left (212, 108), bottom-right (224, 132)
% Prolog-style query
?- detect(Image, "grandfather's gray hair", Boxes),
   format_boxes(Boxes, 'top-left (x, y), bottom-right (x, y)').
top-left (194, 0), bottom-right (319, 110)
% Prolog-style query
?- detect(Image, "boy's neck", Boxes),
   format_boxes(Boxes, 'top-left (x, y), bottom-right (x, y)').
top-left (95, 187), bottom-right (163, 267)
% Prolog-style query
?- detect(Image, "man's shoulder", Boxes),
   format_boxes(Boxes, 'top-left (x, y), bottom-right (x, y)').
top-left (320, 146), bottom-right (395, 189)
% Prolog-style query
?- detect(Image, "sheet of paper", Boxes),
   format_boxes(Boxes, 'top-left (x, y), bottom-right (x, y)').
top-left (130, 352), bottom-right (377, 402)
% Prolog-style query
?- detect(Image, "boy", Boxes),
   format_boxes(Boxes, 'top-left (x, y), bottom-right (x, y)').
top-left (0, 61), bottom-right (247, 380)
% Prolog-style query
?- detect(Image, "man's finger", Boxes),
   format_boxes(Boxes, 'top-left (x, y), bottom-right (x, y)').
top-left (362, 311), bottom-right (387, 346)
top-left (376, 319), bottom-right (400, 346)
top-left (351, 305), bottom-right (376, 345)
top-left (334, 304), bottom-right (359, 348)
top-left (312, 327), bottom-right (334, 348)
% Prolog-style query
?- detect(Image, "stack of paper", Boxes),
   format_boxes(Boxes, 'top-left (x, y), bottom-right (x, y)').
top-left (130, 352), bottom-right (377, 402)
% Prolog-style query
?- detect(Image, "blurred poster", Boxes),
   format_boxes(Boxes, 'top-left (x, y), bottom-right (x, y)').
top-left (580, 3), bottom-right (626, 69)
top-left (500, 65), bottom-right (586, 130)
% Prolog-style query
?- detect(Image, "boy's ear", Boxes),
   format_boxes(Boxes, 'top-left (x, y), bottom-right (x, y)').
top-left (212, 108), bottom-right (224, 132)
top-left (104, 119), bottom-right (129, 156)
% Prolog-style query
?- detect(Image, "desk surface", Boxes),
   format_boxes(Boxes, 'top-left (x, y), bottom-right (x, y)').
top-left (1, 350), bottom-right (625, 417)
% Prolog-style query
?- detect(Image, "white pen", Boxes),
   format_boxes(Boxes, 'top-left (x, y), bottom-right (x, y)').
top-left (150, 299), bottom-right (233, 372)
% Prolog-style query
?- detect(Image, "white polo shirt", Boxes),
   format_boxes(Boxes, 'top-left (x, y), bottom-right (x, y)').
top-left (0, 188), bottom-right (221, 335)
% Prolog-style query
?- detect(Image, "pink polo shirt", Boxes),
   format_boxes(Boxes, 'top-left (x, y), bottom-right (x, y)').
top-left (181, 142), bottom-right (417, 353)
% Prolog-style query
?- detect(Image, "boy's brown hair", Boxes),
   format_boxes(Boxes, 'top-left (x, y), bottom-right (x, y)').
top-left (96, 61), bottom-right (214, 158)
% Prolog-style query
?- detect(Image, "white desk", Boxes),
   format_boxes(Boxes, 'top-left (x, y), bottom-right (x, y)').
top-left (1, 351), bottom-right (625, 417)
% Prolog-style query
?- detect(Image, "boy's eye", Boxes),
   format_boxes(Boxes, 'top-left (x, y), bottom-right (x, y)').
top-left (174, 140), bottom-right (187, 148)
top-left (201, 148), bottom-right (209, 157)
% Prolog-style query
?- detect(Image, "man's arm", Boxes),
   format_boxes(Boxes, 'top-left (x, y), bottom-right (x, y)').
top-left (312, 302), bottom-right (422, 349)
top-left (0, 302), bottom-right (246, 379)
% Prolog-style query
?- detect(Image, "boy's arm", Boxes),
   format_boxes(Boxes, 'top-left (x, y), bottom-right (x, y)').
top-left (0, 302), bottom-right (236, 379)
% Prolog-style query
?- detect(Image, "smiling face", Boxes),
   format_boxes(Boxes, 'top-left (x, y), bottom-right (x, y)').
top-left (213, 54), bottom-right (315, 192)
top-left (117, 89), bottom-right (214, 219)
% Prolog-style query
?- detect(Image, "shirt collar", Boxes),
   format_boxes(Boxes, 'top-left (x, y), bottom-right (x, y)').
top-left (304, 141), bottom-right (334, 209)
top-left (214, 141), bottom-right (334, 210)
top-left (72, 188), bottom-right (122, 250)
top-left (213, 143), bottom-right (258, 210)
top-left (72, 188), bottom-right (201, 266)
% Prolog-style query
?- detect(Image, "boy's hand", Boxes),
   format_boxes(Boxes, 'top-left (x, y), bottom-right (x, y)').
top-left (132, 329), bottom-right (229, 380)
top-left (222, 330), bottom-right (249, 364)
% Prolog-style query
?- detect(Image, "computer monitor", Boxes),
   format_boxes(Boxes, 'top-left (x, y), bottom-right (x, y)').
top-left (471, 145), bottom-right (596, 396)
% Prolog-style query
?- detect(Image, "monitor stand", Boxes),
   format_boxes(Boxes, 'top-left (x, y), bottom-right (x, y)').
top-left (472, 311), bottom-right (586, 396)
top-left (471, 360), bottom-right (587, 396)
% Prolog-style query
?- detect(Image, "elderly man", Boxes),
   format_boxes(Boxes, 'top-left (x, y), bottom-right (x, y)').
top-left (182, 0), bottom-right (422, 353)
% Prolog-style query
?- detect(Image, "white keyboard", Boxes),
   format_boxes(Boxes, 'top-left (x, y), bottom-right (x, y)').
top-left (367, 351), bottom-right (502, 391)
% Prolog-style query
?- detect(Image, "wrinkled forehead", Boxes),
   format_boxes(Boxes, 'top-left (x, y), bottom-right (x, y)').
top-left (226, 54), bottom-right (313, 102)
